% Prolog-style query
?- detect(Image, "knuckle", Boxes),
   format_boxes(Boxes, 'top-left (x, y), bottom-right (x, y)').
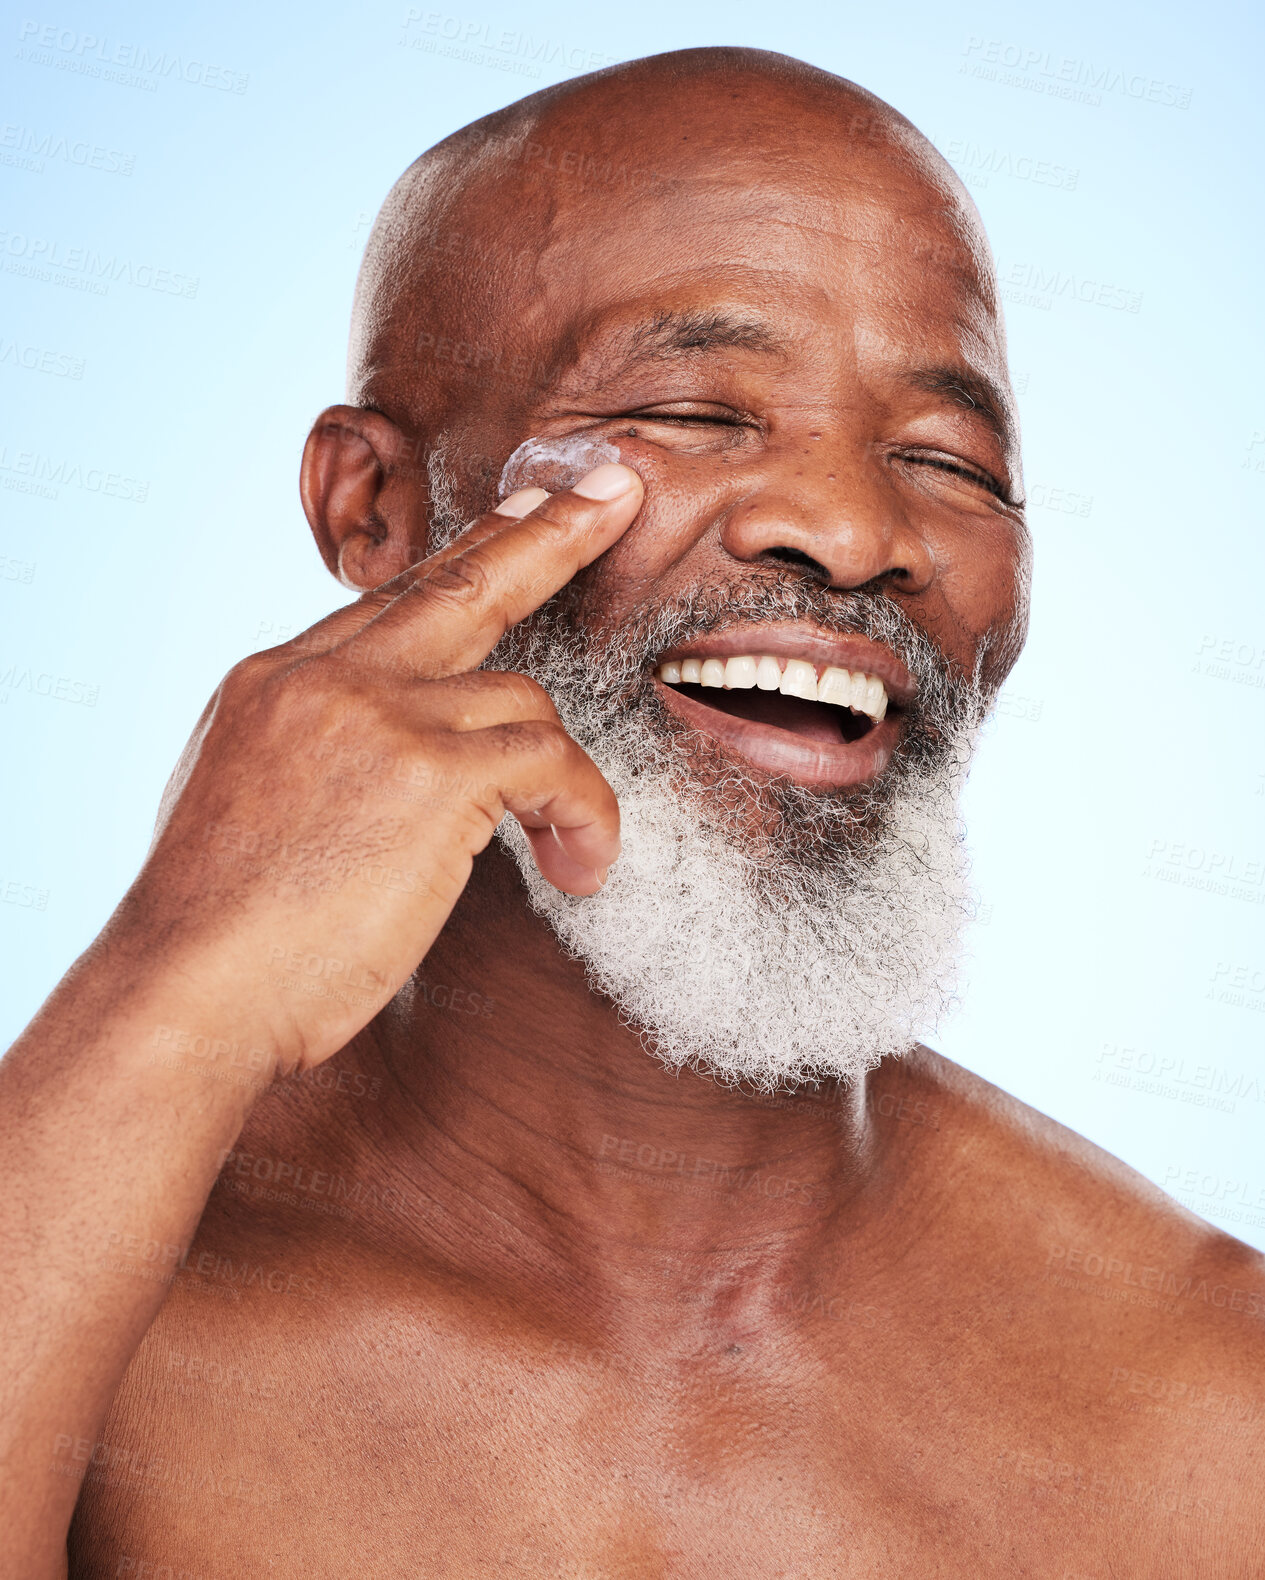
top-left (217, 651), bottom-right (279, 702)
top-left (224, 651), bottom-right (272, 687)
top-left (361, 571), bottom-right (409, 605)
top-left (487, 670), bottom-right (558, 719)
top-left (421, 550), bottom-right (494, 606)
top-left (291, 651), bottom-right (353, 703)
top-left (424, 672), bottom-right (562, 736)
top-left (423, 674), bottom-right (486, 733)
top-left (495, 718), bottom-right (575, 763)
top-left (311, 644), bottom-right (390, 692)
top-left (275, 623), bottom-right (330, 661)
top-left (256, 657), bottom-right (385, 742)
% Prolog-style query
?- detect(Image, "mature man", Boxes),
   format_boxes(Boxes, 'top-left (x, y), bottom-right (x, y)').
top-left (2, 45), bottom-right (1260, 1579)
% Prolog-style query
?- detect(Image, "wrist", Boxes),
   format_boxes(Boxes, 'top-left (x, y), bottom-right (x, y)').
top-left (22, 930), bottom-right (295, 1112)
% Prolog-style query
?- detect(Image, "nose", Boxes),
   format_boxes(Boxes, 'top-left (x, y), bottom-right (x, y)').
top-left (718, 446), bottom-right (936, 595)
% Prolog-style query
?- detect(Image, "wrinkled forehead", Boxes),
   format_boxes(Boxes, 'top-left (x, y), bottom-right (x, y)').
top-left (562, 176), bottom-right (986, 314)
top-left (358, 86), bottom-right (1009, 441)
top-left (474, 147), bottom-right (1007, 420)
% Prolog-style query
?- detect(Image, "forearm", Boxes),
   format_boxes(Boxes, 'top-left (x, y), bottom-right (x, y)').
top-left (0, 942), bottom-right (277, 1565)
top-left (0, 464), bottom-right (636, 1573)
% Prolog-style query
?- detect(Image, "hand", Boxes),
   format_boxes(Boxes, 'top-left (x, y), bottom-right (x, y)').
top-left (118, 462), bottom-right (643, 1071)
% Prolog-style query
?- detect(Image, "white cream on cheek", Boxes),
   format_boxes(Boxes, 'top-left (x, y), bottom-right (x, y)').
top-left (498, 433), bottom-right (625, 499)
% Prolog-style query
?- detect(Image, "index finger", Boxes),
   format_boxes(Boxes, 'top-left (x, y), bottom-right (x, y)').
top-left (340, 462), bottom-right (643, 678)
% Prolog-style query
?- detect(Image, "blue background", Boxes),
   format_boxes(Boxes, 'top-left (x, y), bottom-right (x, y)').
top-left (3, 1), bottom-right (1263, 1244)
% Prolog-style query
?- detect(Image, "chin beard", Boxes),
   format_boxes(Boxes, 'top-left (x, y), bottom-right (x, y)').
top-left (485, 574), bottom-right (990, 1095)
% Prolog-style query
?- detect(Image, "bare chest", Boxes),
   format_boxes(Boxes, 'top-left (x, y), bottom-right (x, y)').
top-left (67, 1321), bottom-right (1250, 1580)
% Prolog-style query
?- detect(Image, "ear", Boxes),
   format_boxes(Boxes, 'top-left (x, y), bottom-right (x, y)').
top-left (300, 405), bottom-right (430, 590)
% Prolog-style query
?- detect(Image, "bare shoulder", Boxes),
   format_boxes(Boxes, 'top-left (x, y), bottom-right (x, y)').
top-left (903, 1043), bottom-right (1259, 1248)
top-left (894, 1043), bottom-right (1265, 1337)
top-left (881, 1047), bottom-right (1265, 1534)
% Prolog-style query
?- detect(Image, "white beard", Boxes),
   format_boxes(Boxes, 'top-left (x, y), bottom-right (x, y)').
top-left (487, 578), bottom-right (988, 1095)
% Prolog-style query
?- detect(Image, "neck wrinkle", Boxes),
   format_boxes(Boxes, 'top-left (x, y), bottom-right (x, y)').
top-left (340, 844), bottom-right (906, 1325)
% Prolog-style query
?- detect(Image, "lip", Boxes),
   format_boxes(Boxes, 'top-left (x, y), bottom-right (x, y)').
top-left (654, 622), bottom-right (918, 709)
top-left (654, 679), bottom-right (903, 788)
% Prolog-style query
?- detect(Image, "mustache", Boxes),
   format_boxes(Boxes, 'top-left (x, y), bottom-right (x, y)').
top-left (540, 571), bottom-right (985, 729)
top-left (491, 568), bottom-right (986, 859)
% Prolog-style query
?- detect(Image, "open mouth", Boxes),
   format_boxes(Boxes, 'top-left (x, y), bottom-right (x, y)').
top-left (655, 654), bottom-right (887, 746)
top-left (649, 638), bottom-right (912, 789)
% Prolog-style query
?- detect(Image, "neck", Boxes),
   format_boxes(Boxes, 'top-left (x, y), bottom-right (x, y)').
top-left (332, 843), bottom-right (926, 1340)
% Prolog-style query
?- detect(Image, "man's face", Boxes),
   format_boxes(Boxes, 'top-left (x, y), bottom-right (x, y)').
top-left (432, 131), bottom-right (1028, 830)
top-left (415, 122), bottom-right (1029, 1086)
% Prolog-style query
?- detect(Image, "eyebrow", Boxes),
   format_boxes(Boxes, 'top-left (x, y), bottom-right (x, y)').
top-left (621, 308), bottom-right (783, 364)
top-left (572, 311), bottom-right (1016, 448)
top-left (904, 366), bottom-right (1015, 449)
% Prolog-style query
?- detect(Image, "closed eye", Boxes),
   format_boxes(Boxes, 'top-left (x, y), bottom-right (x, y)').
top-left (610, 407), bottom-right (757, 452)
top-left (621, 409), bottom-right (749, 428)
top-left (900, 453), bottom-right (1017, 505)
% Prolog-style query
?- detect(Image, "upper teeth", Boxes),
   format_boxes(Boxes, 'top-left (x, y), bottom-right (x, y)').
top-left (655, 655), bottom-right (888, 722)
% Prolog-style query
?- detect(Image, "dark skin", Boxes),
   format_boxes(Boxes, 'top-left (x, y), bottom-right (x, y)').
top-left (1, 49), bottom-right (1258, 1579)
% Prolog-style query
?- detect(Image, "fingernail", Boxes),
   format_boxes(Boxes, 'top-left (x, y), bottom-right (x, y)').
top-left (494, 486), bottom-right (550, 516)
top-left (594, 867), bottom-right (609, 885)
top-left (572, 463), bottom-right (638, 500)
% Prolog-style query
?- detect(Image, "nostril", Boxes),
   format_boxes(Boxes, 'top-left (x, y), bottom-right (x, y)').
top-left (760, 546), bottom-right (831, 585)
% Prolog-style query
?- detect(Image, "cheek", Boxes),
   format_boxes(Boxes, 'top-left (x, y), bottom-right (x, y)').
top-left (933, 518), bottom-right (1031, 683)
top-left (598, 446), bottom-right (746, 598)
top-left (498, 433), bottom-right (626, 497)
top-left (989, 521), bottom-right (1033, 679)
top-left (500, 434), bottom-right (726, 586)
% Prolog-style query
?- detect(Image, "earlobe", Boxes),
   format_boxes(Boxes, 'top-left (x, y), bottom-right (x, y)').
top-left (300, 404), bottom-right (424, 591)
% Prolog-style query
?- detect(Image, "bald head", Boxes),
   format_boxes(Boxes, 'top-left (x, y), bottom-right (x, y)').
top-left (347, 47), bottom-right (1000, 453)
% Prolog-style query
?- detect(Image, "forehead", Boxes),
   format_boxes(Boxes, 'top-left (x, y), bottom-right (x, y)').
top-left (507, 149), bottom-right (1003, 385)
